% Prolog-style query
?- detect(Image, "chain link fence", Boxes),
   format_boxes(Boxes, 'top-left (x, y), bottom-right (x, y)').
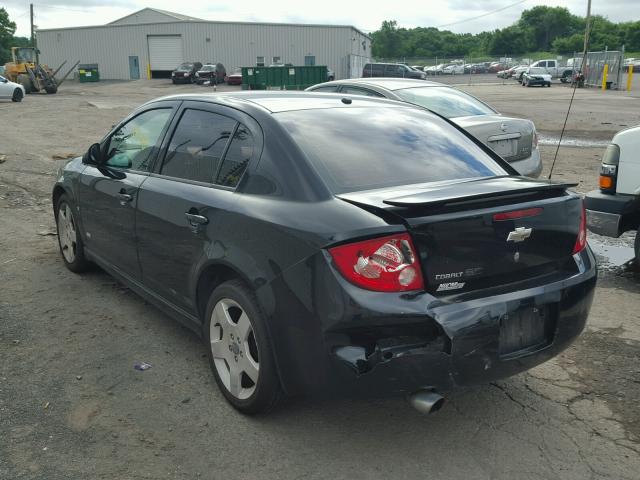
top-left (366, 52), bottom-right (633, 90)
top-left (579, 50), bottom-right (625, 90)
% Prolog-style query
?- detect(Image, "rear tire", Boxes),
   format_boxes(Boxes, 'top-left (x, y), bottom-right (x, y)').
top-left (204, 279), bottom-right (283, 414)
top-left (12, 88), bottom-right (23, 102)
top-left (55, 194), bottom-right (91, 273)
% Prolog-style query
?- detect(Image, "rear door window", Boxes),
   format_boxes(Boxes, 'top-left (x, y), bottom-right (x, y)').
top-left (277, 107), bottom-right (505, 193)
top-left (160, 109), bottom-right (236, 183)
top-left (384, 65), bottom-right (402, 77)
top-left (340, 86), bottom-right (383, 97)
top-left (216, 123), bottom-right (254, 188)
top-left (311, 85), bottom-right (339, 93)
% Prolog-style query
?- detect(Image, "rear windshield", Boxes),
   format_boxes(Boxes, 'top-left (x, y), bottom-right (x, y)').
top-left (395, 86), bottom-right (496, 118)
top-left (278, 107), bottom-right (505, 194)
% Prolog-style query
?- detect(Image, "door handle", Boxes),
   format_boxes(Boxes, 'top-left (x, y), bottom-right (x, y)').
top-left (118, 192), bottom-right (133, 205)
top-left (185, 212), bottom-right (209, 225)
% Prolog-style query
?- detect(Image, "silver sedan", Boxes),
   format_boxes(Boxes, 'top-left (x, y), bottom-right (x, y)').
top-left (306, 78), bottom-right (542, 177)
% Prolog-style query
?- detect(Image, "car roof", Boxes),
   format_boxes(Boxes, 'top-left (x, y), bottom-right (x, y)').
top-left (314, 78), bottom-right (447, 91)
top-left (148, 91), bottom-right (409, 113)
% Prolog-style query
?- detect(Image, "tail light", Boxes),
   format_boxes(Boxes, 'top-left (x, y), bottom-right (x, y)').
top-left (573, 201), bottom-right (587, 254)
top-left (329, 233), bottom-right (424, 292)
top-left (532, 130), bottom-right (538, 149)
top-left (599, 144), bottom-right (619, 193)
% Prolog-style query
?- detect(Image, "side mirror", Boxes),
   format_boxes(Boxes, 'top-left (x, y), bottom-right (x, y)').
top-left (82, 143), bottom-right (103, 165)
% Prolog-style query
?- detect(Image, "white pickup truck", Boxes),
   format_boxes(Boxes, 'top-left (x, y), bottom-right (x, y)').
top-left (515, 59), bottom-right (564, 81)
top-left (585, 125), bottom-right (640, 266)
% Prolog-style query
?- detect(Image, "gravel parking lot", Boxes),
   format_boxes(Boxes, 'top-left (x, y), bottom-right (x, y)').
top-left (1, 79), bottom-right (639, 480)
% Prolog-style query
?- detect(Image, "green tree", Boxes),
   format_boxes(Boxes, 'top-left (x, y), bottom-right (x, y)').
top-left (518, 6), bottom-right (582, 51)
top-left (371, 20), bottom-right (402, 58)
top-left (0, 7), bottom-right (17, 64)
top-left (620, 21), bottom-right (640, 51)
top-left (487, 25), bottom-right (532, 55)
top-left (552, 34), bottom-right (584, 53)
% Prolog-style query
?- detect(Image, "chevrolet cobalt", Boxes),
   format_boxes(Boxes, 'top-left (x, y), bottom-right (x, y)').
top-left (53, 92), bottom-right (596, 414)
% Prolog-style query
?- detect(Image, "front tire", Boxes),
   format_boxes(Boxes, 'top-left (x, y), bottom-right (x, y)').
top-left (204, 279), bottom-right (282, 414)
top-left (55, 194), bottom-right (91, 273)
top-left (12, 88), bottom-right (23, 102)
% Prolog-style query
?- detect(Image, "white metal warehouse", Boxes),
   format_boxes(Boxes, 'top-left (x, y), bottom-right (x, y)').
top-left (36, 8), bottom-right (371, 81)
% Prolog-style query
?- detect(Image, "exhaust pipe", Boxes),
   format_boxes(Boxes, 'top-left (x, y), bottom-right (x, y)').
top-left (408, 390), bottom-right (445, 415)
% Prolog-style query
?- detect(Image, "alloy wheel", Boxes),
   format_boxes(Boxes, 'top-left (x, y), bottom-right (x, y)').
top-left (210, 298), bottom-right (259, 400)
top-left (57, 203), bottom-right (77, 263)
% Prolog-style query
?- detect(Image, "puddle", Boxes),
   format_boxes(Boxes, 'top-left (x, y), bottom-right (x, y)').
top-left (588, 232), bottom-right (637, 270)
top-left (538, 135), bottom-right (609, 148)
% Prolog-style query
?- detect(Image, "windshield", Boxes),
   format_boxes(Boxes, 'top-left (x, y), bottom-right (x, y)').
top-left (278, 107), bottom-right (505, 194)
top-left (394, 86), bottom-right (496, 119)
top-left (176, 63), bottom-right (193, 71)
top-left (202, 65), bottom-right (215, 71)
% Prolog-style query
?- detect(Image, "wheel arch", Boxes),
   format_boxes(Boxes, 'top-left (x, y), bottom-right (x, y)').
top-left (52, 185), bottom-right (69, 219)
top-left (194, 261), bottom-right (255, 323)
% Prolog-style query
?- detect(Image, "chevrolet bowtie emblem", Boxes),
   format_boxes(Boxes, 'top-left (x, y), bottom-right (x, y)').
top-left (507, 227), bottom-right (532, 243)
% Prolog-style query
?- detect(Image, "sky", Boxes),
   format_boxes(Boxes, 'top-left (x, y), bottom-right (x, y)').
top-left (3, 0), bottom-right (638, 37)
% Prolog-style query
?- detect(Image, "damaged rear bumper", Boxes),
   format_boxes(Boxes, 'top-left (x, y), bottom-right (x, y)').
top-left (260, 248), bottom-right (597, 397)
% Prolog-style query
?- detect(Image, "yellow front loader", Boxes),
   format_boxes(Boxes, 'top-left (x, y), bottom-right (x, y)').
top-left (4, 47), bottom-right (78, 94)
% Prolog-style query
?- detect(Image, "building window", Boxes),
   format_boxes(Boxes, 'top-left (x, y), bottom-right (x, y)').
top-left (272, 56), bottom-right (281, 65)
top-left (256, 56), bottom-right (265, 67)
top-left (305, 55), bottom-right (316, 66)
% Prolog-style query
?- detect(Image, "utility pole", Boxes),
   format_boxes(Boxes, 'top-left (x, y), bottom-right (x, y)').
top-left (30, 3), bottom-right (39, 64)
top-left (581, 0), bottom-right (591, 72)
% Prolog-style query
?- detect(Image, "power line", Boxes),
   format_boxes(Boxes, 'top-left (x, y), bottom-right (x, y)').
top-left (436, 0), bottom-right (528, 29)
top-left (32, 3), bottom-right (92, 13)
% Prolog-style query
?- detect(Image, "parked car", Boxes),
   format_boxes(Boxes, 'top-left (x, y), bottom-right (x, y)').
top-left (521, 67), bottom-right (552, 87)
top-left (362, 63), bottom-right (425, 79)
top-left (195, 63), bottom-right (226, 84)
top-left (0, 74), bottom-right (25, 102)
top-left (512, 65), bottom-right (530, 82)
top-left (424, 65), bottom-right (438, 75)
top-left (53, 91), bottom-right (595, 414)
top-left (433, 64), bottom-right (447, 75)
top-left (488, 63), bottom-right (505, 73)
top-left (327, 68), bottom-right (335, 81)
top-left (443, 64), bottom-right (465, 75)
top-left (469, 63), bottom-right (488, 74)
top-left (585, 125), bottom-right (640, 267)
top-left (171, 62), bottom-right (202, 84)
top-left (624, 58), bottom-right (640, 72)
top-left (225, 68), bottom-right (242, 86)
top-left (306, 78), bottom-right (542, 177)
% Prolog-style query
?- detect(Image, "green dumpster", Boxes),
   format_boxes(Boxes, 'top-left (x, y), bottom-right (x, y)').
top-left (242, 65), bottom-right (327, 90)
top-left (78, 64), bottom-right (100, 83)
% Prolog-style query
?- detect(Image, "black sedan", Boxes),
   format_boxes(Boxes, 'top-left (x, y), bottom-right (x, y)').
top-left (53, 92), bottom-right (596, 414)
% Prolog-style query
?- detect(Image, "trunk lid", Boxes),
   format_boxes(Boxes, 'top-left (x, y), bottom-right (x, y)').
top-left (454, 115), bottom-right (534, 163)
top-left (338, 177), bottom-right (582, 296)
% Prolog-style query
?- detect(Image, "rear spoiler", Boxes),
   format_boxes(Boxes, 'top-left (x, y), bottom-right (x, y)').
top-left (338, 177), bottom-right (577, 210)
